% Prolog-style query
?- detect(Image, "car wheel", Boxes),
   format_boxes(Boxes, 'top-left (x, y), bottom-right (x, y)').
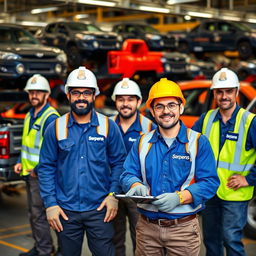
top-left (178, 42), bottom-right (189, 53)
top-left (238, 41), bottom-right (253, 60)
top-left (67, 45), bottom-right (82, 69)
top-left (244, 194), bottom-right (256, 239)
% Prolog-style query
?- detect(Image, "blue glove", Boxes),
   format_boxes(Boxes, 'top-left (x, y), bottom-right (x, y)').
top-left (152, 192), bottom-right (180, 212)
top-left (126, 184), bottom-right (149, 197)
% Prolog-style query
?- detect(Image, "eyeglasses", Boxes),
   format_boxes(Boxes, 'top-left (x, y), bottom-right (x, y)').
top-left (154, 102), bottom-right (180, 112)
top-left (70, 90), bottom-right (93, 97)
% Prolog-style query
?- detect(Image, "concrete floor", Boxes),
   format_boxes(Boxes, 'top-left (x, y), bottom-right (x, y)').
top-left (0, 183), bottom-right (255, 256)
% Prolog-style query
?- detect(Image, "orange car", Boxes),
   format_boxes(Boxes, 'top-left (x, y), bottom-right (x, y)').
top-left (179, 80), bottom-right (256, 127)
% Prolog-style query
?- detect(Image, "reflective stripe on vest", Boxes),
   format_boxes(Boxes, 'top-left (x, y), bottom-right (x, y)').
top-left (110, 114), bottom-right (152, 135)
top-left (137, 128), bottom-right (202, 214)
top-left (202, 108), bottom-right (256, 201)
top-left (56, 112), bottom-right (109, 141)
top-left (21, 106), bottom-right (59, 175)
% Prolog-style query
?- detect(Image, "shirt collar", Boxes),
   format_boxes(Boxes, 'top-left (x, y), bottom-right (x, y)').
top-left (68, 109), bottom-right (98, 128)
top-left (213, 104), bottom-right (240, 125)
top-left (149, 121), bottom-right (188, 144)
top-left (116, 111), bottom-right (142, 132)
top-left (29, 103), bottom-right (50, 119)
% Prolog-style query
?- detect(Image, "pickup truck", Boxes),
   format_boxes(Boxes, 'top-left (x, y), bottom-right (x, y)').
top-left (0, 91), bottom-right (26, 183)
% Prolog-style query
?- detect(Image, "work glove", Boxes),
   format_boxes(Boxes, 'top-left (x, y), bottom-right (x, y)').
top-left (126, 183), bottom-right (149, 197)
top-left (46, 205), bottom-right (68, 232)
top-left (152, 192), bottom-right (180, 212)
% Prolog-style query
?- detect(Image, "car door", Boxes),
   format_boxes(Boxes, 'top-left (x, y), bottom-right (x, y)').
top-left (216, 21), bottom-right (236, 51)
top-left (43, 23), bottom-right (57, 46)
top-left (190, 21), bottom-right (218, 52)
top-left (55, 23), bottom-right (69, 50)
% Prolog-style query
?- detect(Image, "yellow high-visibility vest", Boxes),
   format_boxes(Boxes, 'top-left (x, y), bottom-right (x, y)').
top-left (202, 108), bottom-right (256, 201)
top-left (21, 106), bottom-right (59, 176)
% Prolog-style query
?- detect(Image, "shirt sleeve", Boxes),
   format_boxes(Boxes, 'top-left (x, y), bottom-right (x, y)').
top-left (34, 113), bottom-right (59, 175)
top-left (185, 134), bottom-right (220, 207)
top-left (120, 138), bottom-right (144, 192)
top-left (37, 120), bottom-right (59, 208)
top-left (107, 119), bottom-right (127, 193)
top-left (191, 113), bottom-right (206, 133)
top-left (245, 116), bottom-right (256, 186)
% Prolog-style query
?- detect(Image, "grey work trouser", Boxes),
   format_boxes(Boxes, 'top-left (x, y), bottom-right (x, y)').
top-left (24, 175), bottom-right (53, 255)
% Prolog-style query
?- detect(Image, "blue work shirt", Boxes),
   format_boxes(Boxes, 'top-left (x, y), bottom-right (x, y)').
top-left (38, 110), bottom-right (126, 211)
top-left (192, 104), bottom-right (256, 186)
top-left (120, 121), bottom-right (220, 220)
top-left (114, 111), bottom-right (157, 153)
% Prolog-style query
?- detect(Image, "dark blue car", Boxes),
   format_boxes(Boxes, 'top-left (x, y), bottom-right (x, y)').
top-left (172, 20), bottom-right (256, 60)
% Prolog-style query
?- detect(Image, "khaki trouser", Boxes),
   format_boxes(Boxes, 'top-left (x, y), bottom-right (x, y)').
top-left (135, 214), bottom-right (201, 256)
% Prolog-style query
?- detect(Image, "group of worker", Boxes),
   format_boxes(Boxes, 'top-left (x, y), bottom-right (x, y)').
top-left (15, 65), bottom-right (256, 256)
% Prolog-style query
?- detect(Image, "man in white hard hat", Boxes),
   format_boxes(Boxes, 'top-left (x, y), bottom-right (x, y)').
top-left (111, 78), bottom-right (156, 255)
top-left (192, 67), bottom-right (256, 256)
top-left (37, 67), bottom-right (126, 256)
top-left (14, 74), bottom-right (60, 256)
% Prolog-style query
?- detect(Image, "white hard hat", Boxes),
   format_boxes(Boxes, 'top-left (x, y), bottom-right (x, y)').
top-left (211, 68), bottom-right (240, 90)
top-left (65, 66), bottom-right (100, 95)
top-left (111, 78), bottom-right (142, 101)
top-left (24, 74), bottom-right (51, 93)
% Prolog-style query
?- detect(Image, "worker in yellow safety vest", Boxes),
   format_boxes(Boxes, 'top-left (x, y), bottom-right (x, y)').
top-left (14, 74), bottom-right (60, 256)
top-left (192, 67), bottom-right (256, 256)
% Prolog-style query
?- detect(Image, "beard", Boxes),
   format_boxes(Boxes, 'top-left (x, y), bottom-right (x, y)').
top-left (157, 113), bottom-right (179, 130)
top-left (30, 95), bottom-right (46, 108)
top-left (118, 106), bottom-right (137, 120)
top-left (71, 99), bottom-right (93, 116)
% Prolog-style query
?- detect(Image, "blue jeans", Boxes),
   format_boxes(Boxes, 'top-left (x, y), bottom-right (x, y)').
top-left (202, 195), bottom-right (249, 256)
top-left (59, 209), bottom-right (115, 256)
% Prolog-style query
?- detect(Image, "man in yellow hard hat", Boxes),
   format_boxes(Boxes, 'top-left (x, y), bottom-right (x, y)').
top-left (120, 78), bottom-right (219, 256)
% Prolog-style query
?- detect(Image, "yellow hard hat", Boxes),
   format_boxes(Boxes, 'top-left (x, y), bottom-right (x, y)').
top-left (146, 78), bottom-right (186, 108)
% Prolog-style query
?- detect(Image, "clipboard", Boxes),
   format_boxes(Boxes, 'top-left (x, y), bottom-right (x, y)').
top-left (114, 194), bottom-right (157, 204)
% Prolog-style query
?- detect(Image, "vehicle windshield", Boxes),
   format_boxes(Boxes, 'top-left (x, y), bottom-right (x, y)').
top-left (67, 22), bottom-right (102, 32)
top-left (233, 22), bottom-right (251, 32)
top-left (13, 28), bottom-right (39, 44)
top-left (140, 25), bottom-right (159, 33)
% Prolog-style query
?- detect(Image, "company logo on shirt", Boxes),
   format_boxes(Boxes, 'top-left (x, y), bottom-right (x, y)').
top-left (128, 137), bottom-right (137, 142)
top-left (88, 136), bottom-right (104, 142)
top-left (172, 154), bottom-right (190, 161)
top-left (226, 132), bottom-right (239, 141)
top-left (32, 124), bottom-right (41, 131)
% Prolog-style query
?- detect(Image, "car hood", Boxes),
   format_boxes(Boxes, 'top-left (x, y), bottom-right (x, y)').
top-left (74, 31), bottom-right (117, 38)
top-left (0, 43), bottom-right (62, 55)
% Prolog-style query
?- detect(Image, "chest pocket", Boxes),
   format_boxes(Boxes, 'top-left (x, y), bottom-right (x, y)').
top-left (171, 152), bottom-right (192, 184)
top-left (87, 135), bottom-right (107, 164)
top-left (58, 138), bottom-right (75, 152)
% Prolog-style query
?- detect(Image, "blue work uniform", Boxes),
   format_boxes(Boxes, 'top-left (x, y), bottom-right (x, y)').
top-left (38, 109), bottom-right (126, 256)
top-left (192, 104), bottom-right (256, 256)
top-left (120, 121), bottom-right (219, 220)
top-left (112, 111), bottom-right (156, 255)
top-left (114, 111), bottom-right (157, 152)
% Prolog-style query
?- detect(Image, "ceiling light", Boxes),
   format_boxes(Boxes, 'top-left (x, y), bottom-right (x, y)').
top-left (187, 11), bottom-right (213, 18)
top-left (138, 6), bottom-right (170, 14)
top-left (222, 16), bottom-right (241, 21)
top-left (75, 14), bottom-right (89, 19)
top-left (31, 7), bottom-right (58, 14)
top-left (167, 0), bottom-right (199, 4)
top-left (247, 18), bottom-right (256, 23)
top-left (78, 0), bottom-right (116, 7)
top-left (20, 21), bottom-right (47, 26)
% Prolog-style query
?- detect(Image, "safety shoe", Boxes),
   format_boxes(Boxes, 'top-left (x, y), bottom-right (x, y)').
top-left (19, 247), bottom-right (38, 256)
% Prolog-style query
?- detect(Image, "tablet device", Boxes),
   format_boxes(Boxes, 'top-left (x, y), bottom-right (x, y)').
top-left (114, 194), bottom-right (157, 204)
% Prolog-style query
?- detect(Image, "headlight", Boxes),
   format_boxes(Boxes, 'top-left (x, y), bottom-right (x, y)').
top-left (188, 64), bottom-right (200, 72)
top-left (0, 51), bottom-right (21, 60)
top-left (248, 63), bottom-right (256, 68)
top-left (145, 34), bottom-right (161, 40)
top-left (57, 52), bottom-right (67, 63)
